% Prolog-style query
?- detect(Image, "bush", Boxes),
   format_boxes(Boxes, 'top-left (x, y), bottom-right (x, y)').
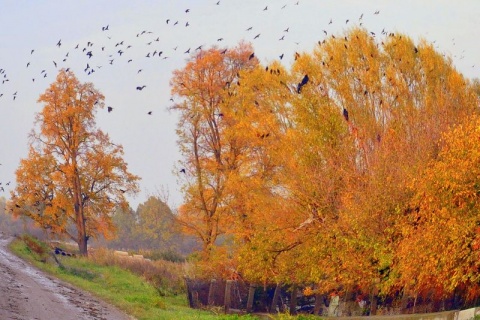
top-left (22, 234), bottom-right (49, 262)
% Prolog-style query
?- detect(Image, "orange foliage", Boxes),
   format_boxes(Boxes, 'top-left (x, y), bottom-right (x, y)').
top-left (9, 70), bottom-right (140, 256)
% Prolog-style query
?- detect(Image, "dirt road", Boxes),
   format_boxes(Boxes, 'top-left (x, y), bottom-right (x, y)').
top-left (0, 233), bottom-right (133, 320)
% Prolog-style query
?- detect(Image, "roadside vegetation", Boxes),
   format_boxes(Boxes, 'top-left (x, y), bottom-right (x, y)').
top-left (8, 234), bottom-right (261, 320)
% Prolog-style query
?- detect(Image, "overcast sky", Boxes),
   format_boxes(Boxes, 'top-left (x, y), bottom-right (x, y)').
top-left (0, 0), bottom-right (479, 210)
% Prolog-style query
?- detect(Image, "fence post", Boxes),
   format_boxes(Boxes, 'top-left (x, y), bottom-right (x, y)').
top-left (224, 280), bottom-right (232, 314)
top-left (314, 293), bottom-right (323, 315)
top-left (184, 276), bottom-right (194, 308)
top-left (270, 283), bottom-right (282, 313)
top-left (246, 284), bottom-right (256, 313)
top-left (208, 279), bottom-right (216, 306)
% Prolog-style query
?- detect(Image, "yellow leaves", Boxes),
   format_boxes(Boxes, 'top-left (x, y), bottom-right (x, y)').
top-left (396, 115), bottom-right (480, 296)
top-left (172, 29), bottom-right (480, 297)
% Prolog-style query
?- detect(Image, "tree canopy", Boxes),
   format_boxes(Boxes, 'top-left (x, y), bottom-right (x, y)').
top-left (171, 27), bottom-right (480, 303)
top-left (9, 70), bottom-right (140, 255)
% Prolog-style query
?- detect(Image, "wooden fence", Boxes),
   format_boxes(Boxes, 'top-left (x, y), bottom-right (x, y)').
top-left (184, 278), bottom-right (480, 318)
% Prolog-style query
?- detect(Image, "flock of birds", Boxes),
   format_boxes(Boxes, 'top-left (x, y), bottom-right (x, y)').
top-left (0, 1), bottom-right (475, 198)
top-left (0, 1), bottom-right (385, 109)
top-left (0, 3), bottom-right (372, 194)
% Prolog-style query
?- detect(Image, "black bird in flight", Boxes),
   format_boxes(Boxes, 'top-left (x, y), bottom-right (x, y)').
top-left (180, 168), bottom-right (186, 173)
top-left (184, 48), bottom-right (191, 54)
top-left (263, 6), bottom-right (268, 10)
top-left (254, 33), bottom-right (260, 39)
top-left (107, 106), bottom-right (113, 112)
top-left (102, 25), bottom-right (109, 31)
top-left (185, 8), bottom-right (190, 13)
top-left (56, 39), bottom-right (61, 47)
top-left (136, 85), bottom-right (146, 90)
top-left (166, 19), bottom-right (170, 24)
top-left (343, 108), bottom-right (349, 122)
top-left (246, 26), bottom-right (253, 31)
top-left (297, 74), bottom-right (309, 93)
top-left (249, 52), bottom-right (255, 60)
top-left (147, 111), bottom-right (152, 115)
top-left (279, 53), bottom-right (284, 60)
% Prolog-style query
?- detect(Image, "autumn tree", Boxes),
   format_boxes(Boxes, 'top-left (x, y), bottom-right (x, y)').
top-left (396, 115), bottom-right (480, 301)
top-left (108, 205), bottom-right (139, 249)
top-left (171, 43), bottom-right (258, 260)
top-left (9, 70), bottom-right (140, 256)
top-left (135, 196), bottom-right (182, 249)
top-left (171, 28), bottom-right (480, 306)
top-left (276, 29), bottom-right (477, 293)
top-left (236, 28), bottom-right (478, 297)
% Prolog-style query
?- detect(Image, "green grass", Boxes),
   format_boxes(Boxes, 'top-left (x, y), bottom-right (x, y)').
top-left (8, 236), bottom-right (261, 320)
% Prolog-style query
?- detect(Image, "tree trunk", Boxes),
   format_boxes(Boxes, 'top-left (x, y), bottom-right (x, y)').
top-left (289, 285), bottom-right (298, 315)
top-left (224, 280), bottom-right (232, 314)
top-left (73, 166), bottom-right (88, 256)
top-left (270, 283), bottom-right (282, 313)
top-left (75, 202), bottom-right (88, 256)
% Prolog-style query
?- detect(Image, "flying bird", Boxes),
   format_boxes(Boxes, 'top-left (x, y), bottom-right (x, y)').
top-left (107, 106), bottom-right (113, 112)
top-left (56, 39), bottom-right (61, 47)
top-left (249, 52), bottom-right (255, 60)
top-left (136, 85), bottom-right (146, 90)
top-left (254, 33), bottom-right (260, 39)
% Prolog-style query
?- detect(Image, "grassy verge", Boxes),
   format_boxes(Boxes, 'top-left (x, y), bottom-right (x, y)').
top-left (8, 235), bottom-right (260, 320)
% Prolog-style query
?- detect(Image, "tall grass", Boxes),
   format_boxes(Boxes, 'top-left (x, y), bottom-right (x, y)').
top-left (89, 247), bottom-right (186, 296)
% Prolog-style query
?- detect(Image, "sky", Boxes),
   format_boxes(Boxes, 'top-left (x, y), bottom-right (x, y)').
top-left (0, 0), bottom-right (479, 210)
